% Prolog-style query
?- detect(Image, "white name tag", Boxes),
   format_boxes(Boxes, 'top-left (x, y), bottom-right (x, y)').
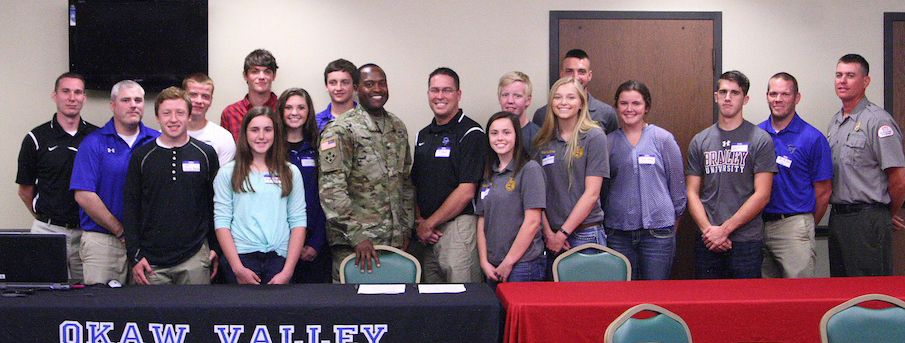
top-left (435, 147), bottom-right (451, 158)
top-left (638, 155), bottom-right (656, 165)
top-left (542, 154), bottom-right (555, 166)
top-left (776, 155), bottom-right (792, 168)
top-left (480, 187), bottom-right (490, 199)
top-left (730, 143), bottom-right (748, 152)
top-left (301, 157), bottom-right (315, 167)
top-left (182, 161), bottom-right (200, 172)
top-left (263, 174), bottom-right (281, 184)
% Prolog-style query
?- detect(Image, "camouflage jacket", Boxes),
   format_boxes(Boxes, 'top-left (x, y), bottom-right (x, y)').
top-left (318, 105), bottom-right (414, 248)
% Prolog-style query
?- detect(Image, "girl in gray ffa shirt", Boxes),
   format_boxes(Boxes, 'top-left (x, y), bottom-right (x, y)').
top-left (532, 78), bottom-right (609, 256)
top-left (476, 112), bottom-right (547, 283)
top-left (604, 80), bottom-right (686, 280)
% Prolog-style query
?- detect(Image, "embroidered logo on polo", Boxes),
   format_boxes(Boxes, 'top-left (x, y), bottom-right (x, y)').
top-left (704, 141), bottom-right (748, 174)
top-left (107, 147), bottom-right (115, 153)
top-left (442, 137), bottom-right (450, 145)
top-left (505, 178), bottom-right (515, 192)
top-left (573, 146), bottom-right (584, 158)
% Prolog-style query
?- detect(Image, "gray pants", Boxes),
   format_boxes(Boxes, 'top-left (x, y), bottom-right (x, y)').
top-left (762, 214), bottom-right (816, 278)
top-left (411, 214), bottom-right (482, 283)
top-left (828, 208), bottom-right (893, 276)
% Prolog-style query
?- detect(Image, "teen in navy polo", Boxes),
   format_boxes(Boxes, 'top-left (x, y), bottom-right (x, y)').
top-left (70, 80), bottom-right (159, 285)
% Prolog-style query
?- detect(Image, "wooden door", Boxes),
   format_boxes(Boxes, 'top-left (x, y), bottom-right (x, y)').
top-left (885, 13), bottom-right (905, 275)
top-left (552, 11), bottom-right (721, 279)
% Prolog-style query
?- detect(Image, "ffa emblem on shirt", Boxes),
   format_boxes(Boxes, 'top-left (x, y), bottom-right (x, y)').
top-left (573, 146), bottom-right (584, 158)
top-left (505, 178), bottom-right (515, 192)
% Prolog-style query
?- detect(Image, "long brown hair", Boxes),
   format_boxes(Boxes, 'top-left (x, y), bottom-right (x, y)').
top-left (483, 111), bottom-right (531, 180)
top-left (232, 106), bottom-right (293, 197)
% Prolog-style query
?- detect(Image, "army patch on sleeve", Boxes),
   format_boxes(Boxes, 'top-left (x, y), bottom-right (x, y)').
top-left (878, 125), bottom-right (894, 138)
top-left (321, 138), bottom-right (337, 150)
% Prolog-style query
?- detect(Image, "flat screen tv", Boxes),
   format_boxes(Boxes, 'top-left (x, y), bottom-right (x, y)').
top-left (68, 0), bottom-right (208, 92)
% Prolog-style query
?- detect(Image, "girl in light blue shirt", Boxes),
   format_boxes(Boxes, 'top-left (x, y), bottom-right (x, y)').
top-left (214, 107), bottom-right (307, 284)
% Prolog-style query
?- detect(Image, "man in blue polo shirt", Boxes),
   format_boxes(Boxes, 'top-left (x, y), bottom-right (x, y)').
top-left (756, 73), bottom-right (833, 278)
top-left (70, 80), bottom-right (160, 285)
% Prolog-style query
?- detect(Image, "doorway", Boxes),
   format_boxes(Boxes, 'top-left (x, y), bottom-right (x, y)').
top-left (550, 11), bottom-right (722, 279)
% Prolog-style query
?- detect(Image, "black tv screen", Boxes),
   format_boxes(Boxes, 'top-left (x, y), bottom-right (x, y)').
top-left (69, 0), bottom-right (208, 92)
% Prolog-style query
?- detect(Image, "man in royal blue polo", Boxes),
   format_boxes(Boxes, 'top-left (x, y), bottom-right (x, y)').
top-left (756, 72), bottom-right (832, 278)
top-left (70, 80), bottom-right (159, 285)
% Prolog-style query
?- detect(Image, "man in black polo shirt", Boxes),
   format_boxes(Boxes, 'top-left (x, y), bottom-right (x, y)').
top-left (411, 67), bottom-right (486, 283)
top-left (123, 87), bottom-right (219, 285)
top-left (16, 72), bottom-right (98, 283)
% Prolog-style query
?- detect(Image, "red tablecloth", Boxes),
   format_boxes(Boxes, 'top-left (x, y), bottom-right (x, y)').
top-left (496, 276), bottom-right (905, 343)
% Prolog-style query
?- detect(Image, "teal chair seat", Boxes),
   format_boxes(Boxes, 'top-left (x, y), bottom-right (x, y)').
top-left (339, 245), bottom-right (421, 284)
top-left (820, 294), bottom-right (905, 343)
top-left (552, 243), bottom-right (631, 282)
top-left (605, 304), bottom-right (692, 343)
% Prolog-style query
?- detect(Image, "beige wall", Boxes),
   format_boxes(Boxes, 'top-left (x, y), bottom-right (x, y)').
top-left (1, 0), bottom-right (904, 228)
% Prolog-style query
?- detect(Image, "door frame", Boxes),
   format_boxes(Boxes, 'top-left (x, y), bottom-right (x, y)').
top-left (549, 11), bottom-right (723, 121)
top-left (884, 12), bottom-right (905, 112)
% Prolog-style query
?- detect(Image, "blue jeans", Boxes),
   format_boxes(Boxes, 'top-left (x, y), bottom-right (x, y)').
top-left (221, 251), bottom-right (286, 284)
top-left (694, 235), bottom-right (762, 279)
top-left (605, 227), bottom-right (675, 280)
top-left (506, 255), bottom-right (547, 282)
top-left (567, 223), bottom-right (607, 248)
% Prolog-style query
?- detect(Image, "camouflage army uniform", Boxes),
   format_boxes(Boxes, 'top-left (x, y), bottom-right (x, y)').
top-left (319, 105), bottom-right (414, 280)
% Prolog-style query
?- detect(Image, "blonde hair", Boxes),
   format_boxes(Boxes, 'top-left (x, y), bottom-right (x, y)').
top-left (497, 71), bottom-right (533, 98)
top-left (532, 77), bottom-right (599, 186)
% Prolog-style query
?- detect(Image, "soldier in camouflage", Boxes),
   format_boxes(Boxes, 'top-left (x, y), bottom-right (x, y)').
top-left (319, 63), bottom-right (414, 282)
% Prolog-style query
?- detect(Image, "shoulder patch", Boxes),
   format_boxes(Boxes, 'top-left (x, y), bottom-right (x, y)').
top-left (320, 138), bottom-right (337, 151)
top-left (878, 125), bottom-right (894, 138)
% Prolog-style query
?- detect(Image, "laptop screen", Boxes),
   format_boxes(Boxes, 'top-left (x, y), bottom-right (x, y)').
top-left (0, 233), bottom-right (68, 284)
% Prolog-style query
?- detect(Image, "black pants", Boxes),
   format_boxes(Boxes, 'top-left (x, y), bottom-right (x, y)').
top-left (828, 207), bottom-right (893, 276)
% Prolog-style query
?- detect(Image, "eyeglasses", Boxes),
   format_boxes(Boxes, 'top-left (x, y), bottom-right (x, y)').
top-left (429, 88), bottom-right (457, 96)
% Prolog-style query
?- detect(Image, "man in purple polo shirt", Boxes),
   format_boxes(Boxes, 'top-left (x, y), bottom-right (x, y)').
top-left (315, 59), bottom-right (357, 131)
top-left (70, 80), bottom-right (160, 285)
top-left (756, 72), bottom-right (833, 278)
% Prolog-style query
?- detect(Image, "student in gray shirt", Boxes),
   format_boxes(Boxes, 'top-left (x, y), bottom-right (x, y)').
top-left (605, 80), bottom-right (686, 280)
top-left (476, 112), bottom-right (546, 283)
top-left (533, 77), bottom-right (609, 258)
top-left (686, 71), bottom-right (776, 279)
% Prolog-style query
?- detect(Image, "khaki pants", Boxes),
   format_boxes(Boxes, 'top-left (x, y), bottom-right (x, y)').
top-left (80, 231), bottom-right (128, 285)
top-left (413, 214), bottom-right (481, 283)
top-left (31, 220), bottom-right (83, 283)
top-left (143, 242), bottom-right (212, 285)
top-left (762, 214), bottom-right (816, 278)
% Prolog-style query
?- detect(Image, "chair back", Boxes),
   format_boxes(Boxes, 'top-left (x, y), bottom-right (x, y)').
top-left (552, 243), bottom-right (631, 281)
top-left (820, 293), bottom-right (905, 343)
top-left (339, 245), bottom-right (421, 284)
top-left (604, 303), bottom-right (692, 343)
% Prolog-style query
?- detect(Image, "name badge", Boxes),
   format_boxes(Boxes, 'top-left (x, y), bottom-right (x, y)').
top-left (730, 143), bottom-right (749, 152)
top-left (542, 154), bottom-right (555, 166)
top-left (435, 147), bottom-right (451, 158)
top-left (638, 155), bottom-right (656, 165)
top-left (480, 187), bottom-right (490, 199)
top-left (301, 157), bottom-right (316, 167)
top-left (263, 174), bottom-right (281, 184)
top-left (776, 155), bottom-right (792, 168)
top-left (182, 161), bottom-right (200, 172)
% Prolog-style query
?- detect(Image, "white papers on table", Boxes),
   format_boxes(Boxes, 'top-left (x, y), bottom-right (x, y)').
top-left (418, 284), bottom-right (466, 294)
top-left (357, 284), bottom-right (406, 294)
